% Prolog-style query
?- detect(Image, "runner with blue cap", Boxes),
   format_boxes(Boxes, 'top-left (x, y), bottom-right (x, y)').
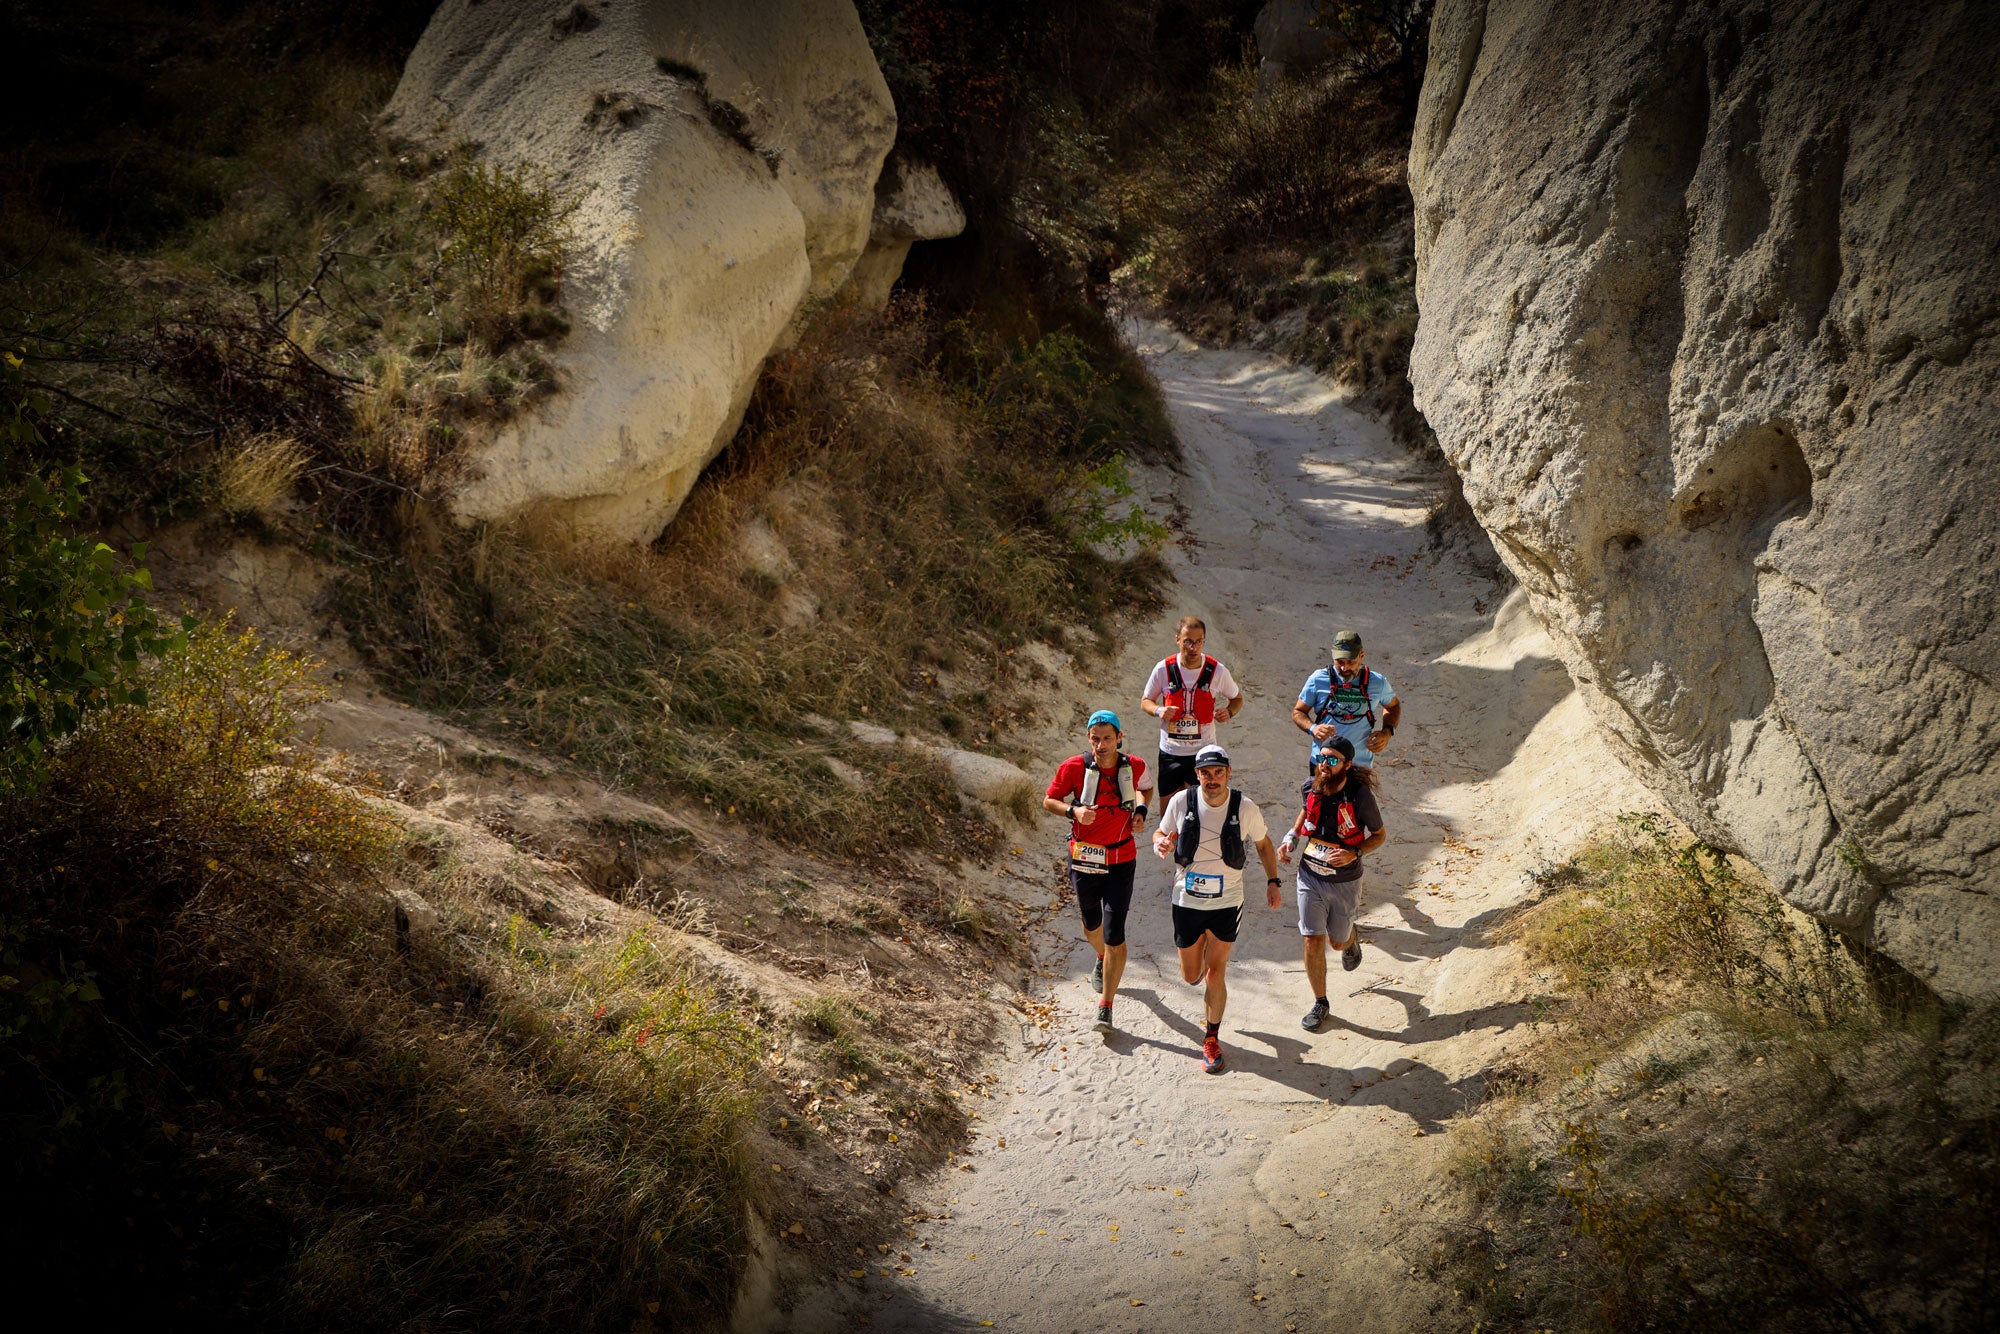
top-left (1043, 709), bottom-right (1153, 1033)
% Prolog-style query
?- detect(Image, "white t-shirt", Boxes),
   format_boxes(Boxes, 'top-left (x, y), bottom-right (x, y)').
top-left (1141, 656), bottom-right (1242, 756)
top-left (1160, 787), bottom-right (1268, 909)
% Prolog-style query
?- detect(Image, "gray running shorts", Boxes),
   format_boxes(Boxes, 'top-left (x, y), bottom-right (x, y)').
top-left (1296, 866), bottom-right (1360, 941)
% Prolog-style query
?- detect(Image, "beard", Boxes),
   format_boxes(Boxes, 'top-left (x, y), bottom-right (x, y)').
top-left (1313, 767), bottom-right (1345, 795)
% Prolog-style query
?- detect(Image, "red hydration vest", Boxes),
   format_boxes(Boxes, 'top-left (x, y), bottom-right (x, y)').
top-left (1303, 784), bottom-right (1367, 850)
top-left (1163, 655), bottom-right (1220, 726)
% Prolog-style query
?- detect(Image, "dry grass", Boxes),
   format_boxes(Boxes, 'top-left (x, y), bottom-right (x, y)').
top-left (0, 626), bottom-right (764, 1329)
top-left (214, 432), bottom-right (309, 521)
top-left (337, 298), bottom-right (1169, 861)
top-left (1424, 819), bottom-right (2000, 1332)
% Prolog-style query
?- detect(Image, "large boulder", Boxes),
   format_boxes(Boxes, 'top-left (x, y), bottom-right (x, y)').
top-left (1409, 0), bottom-right (2000, 999)
top-left (383, 0), bottom-right (896, 544)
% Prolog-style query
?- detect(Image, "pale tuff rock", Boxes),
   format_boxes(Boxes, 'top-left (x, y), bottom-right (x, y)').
top-left (1409, 0), bottom-right (2000, 999)
top-left (383, 0), bottom-right (895, 544)
top-left (849, 153), bottom-right (967, 309)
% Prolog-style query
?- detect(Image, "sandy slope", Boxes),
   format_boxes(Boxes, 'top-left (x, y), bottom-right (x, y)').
top-left (776, 323), bottom-right (1650, 1332)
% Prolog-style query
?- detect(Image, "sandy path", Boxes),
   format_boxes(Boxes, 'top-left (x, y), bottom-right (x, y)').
top-left (778, 324), bottom-right (1648, 1332)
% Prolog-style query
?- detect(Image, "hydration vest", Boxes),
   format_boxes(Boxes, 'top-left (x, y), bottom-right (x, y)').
top-left (1314, 666), bottom-right (1382, 729)
top-left (1162, 655), bottom-right (1220, 726)
top-left (1175, 789), bottom-right (1246, 869)
top-left (1303, 780), bottom-right (1368, 850)
top-left (1076, 753), bottom-right (1139, 811)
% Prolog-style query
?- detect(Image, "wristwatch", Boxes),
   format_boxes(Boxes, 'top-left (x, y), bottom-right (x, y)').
top-left (1267, 877), bottom-right (1281, 886)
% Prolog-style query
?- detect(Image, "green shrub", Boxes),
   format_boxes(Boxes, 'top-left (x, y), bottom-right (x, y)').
top-left (431, 161), bottom-right (583, 346)
top-left (0, 351), bottom-right (189, 791)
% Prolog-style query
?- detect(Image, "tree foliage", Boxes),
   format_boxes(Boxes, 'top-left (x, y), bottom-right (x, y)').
top-left (1, 351), bottom-right (189, 790)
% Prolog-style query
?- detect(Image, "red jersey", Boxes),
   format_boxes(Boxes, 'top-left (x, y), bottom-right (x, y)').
top-left (1046, 753), bottom-right (1149, 868)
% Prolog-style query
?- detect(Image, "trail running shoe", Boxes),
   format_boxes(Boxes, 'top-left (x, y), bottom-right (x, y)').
top-left (1094, 1004), bottom-right (1114, 1033)
top-left (1091, 954), bottom-right (1104, 993)
top-left (1342, 938), bottom-right (1363, 972)
top-left (1202, 1035), bottom-right (1225, 1074)
top-left (1301, 997), bottom-right (1330, 1031)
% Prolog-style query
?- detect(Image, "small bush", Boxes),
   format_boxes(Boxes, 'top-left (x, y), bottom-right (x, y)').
top-left (431, 160), bottom-right (583, 347)
top-left (1, 352), bottom-right (188, 791)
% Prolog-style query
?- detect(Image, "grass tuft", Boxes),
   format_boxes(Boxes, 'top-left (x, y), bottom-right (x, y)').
top-left (1425, 817), bottom-right (1999, 1333)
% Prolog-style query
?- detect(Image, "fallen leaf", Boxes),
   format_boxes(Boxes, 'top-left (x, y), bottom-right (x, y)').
top-left (1130, 1299), bottom-right (1145, 1306)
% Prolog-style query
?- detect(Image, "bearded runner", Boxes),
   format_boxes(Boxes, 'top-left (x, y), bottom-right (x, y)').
top-left (1292, 628), bottom-right (1400, 773)
top-left (1278, 737), bottom-right (1387, 1031)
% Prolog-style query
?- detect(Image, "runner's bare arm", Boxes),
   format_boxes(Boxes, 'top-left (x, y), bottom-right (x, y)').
top-left (1221, 692), bottom-right (1244, 720)
top-left (1366, 697), bottom-right (1403, 752)
top-left (1291, 698), bottom-right (1316, 733)
top-left (1357, 824), bottom-right (1387, 856)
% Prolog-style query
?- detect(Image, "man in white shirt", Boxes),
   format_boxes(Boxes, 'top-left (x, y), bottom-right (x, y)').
top-left (1151, 745), bottom-right (1281, 1074)
top-left (1139, 617), bottom-right (1244, 805)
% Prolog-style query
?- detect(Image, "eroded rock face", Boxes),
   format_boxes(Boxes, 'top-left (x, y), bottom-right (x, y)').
top-left (1409, 0), bottom-right (2000, 999)
top-left (384, 0), bottom-right (895, 544)
top-left (849, 153), bottom-right (967, 309)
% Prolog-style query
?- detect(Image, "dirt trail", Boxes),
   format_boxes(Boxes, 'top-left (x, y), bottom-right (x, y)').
top-left (778, 323), bottom-right (1648, 1332)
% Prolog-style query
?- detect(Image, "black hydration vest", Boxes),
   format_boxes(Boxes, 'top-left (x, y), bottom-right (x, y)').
top-left (1175, 790), bottom-right (1246, 869)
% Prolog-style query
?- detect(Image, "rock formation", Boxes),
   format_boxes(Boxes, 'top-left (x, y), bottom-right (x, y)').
top-left (1409, 0), bottom-right (1999, 1000)
top-left (849, 153), bottom-right (967, 309)
top-left (383, 0), bottom-right (897, 544)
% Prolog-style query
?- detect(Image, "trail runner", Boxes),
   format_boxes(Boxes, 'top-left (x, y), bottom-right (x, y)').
top-left (1043, 710), bottom-right (1152, 1034)
top-left (1292, 628), bottom-right (1400, 773)
top-left (1151, 744), bottom-right (1280, 1074)
top-left (1139, 616), bottom-right (1244, 805)
top-left (1278, 738), bottom-right (1387, 1030)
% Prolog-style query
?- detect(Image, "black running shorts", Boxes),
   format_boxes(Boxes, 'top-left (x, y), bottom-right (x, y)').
top-left (1157, 751), bottom-right (1199, 803)
top-left (1172, 901), bottom-right (1242, 949)
top-left (1070, 859), bottom-right (1137, 947)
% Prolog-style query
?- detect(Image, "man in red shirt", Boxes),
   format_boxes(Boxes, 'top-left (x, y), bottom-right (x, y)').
top-left (1043, 710), bottom-right (1153, 1034)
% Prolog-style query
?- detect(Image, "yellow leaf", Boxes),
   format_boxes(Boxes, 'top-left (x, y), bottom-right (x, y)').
top-left (646, 1302), bottom-right (660, 1314)
top-left (850, 1269), bottom-right (865, 1279)
top-left (1130, 1299), bottom-right (1145, 1306)
top-left (1172, 1188), bottom-right (1185, 1196)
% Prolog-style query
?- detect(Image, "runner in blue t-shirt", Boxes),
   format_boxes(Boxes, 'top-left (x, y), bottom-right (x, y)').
top-left (1291, 629), bottom-right (1401, 772)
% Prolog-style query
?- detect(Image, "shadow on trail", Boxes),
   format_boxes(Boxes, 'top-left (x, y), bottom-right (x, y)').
top-left (1114, 987), bottom-right (1484, 1130)
top-left (1316, 988), bottom-right (1535, 1046)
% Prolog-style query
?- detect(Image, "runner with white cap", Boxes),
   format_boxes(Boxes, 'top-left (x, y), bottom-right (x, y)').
top-left (1151, 743), bottom-right (1280, 1073)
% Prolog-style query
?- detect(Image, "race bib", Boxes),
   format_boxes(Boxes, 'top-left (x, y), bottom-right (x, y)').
top-left (1304, 838), bottom-right (1349, 873)
top-left (1070, 839), bottom-right (1111, 872)
top-left (1167, 714), bottom-right (1203, 741)
top-left (1182, 870), bottom-right (1224, 899)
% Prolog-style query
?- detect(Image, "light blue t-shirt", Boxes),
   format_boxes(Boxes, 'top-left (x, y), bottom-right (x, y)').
top-left (1297, 665), bottom-right (1397, 768)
